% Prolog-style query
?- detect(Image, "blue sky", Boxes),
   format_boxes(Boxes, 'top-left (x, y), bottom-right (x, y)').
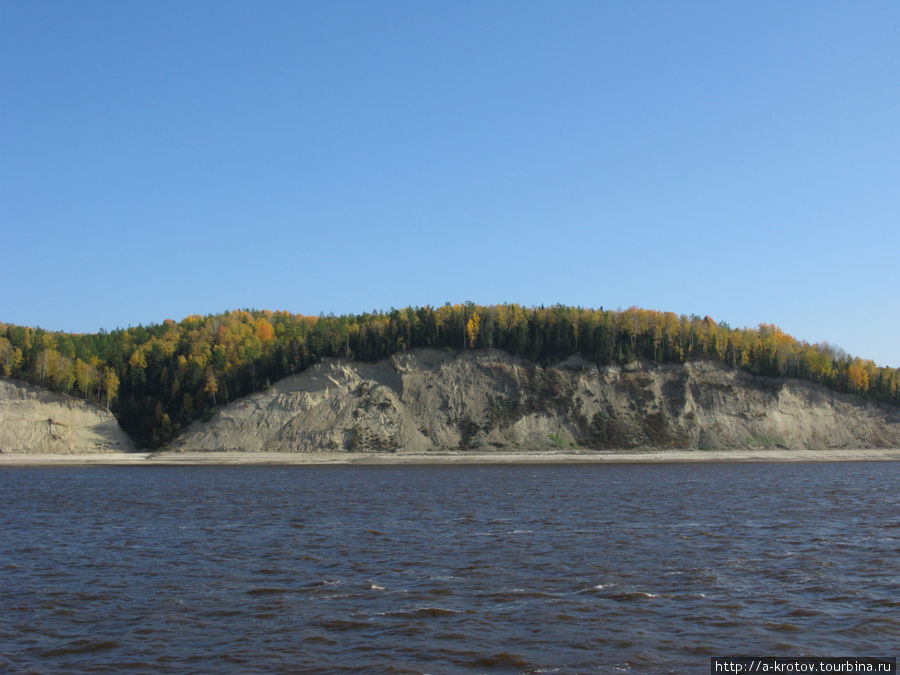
top-left (2, 1), bottom-right (898, 366)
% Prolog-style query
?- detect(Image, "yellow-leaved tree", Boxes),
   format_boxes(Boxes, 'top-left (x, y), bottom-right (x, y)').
top-left (466, 312), bottom-right (480, 349)
top-left (102, 367), bottom-right (120, 410)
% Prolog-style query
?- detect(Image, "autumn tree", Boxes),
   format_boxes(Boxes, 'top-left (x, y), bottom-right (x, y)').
top-left (204, 369), bottom-right (218, 405)
top-left (74, 358), bottom-right (97, 399)
top-left (102, 367), bottom-right (120, 410)
top-left (466, 312), bottom-right (481, 349)
top-left (0, 337), bottom-right (22, 376)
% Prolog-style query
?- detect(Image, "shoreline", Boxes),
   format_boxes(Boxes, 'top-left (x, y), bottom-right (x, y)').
top-left (1, 448), bottom-right (899, 466)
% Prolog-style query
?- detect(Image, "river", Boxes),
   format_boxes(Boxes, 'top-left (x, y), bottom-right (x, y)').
top-left (1, 461), bottom-right (896, 672)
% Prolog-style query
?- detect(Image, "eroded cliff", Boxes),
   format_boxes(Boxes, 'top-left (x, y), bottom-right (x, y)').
top-left (0, 378), bottom-right (135, 453)
top-left (168, 349), bottom-right (900, 453)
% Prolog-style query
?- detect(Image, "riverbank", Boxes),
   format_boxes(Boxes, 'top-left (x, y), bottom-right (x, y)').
top-left (1, 448), bottom-right (899, 465)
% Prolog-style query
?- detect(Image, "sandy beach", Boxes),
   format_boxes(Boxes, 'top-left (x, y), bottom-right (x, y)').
top-left (1, 448), bottom-right (898, 466)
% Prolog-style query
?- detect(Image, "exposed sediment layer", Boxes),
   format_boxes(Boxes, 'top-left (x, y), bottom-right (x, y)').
top-left (167, 349), bottom-right (900, 454)
top-left (0, 377), bottom-right (135, 453)
top-left (4, 349), bottom-right (898, 456)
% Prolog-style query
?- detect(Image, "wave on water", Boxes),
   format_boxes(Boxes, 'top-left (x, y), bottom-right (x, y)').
top-left (40, 640), bottom-right (120, 658)
top-left (2, 462), bottom-right (897, 673)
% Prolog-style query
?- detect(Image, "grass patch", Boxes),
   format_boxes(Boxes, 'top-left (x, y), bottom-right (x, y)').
top-left (548, 432), bottom-right (578, 449)
top-left (746, 434), bottom-right (787, 449)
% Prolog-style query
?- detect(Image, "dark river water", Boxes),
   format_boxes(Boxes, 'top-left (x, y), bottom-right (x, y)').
top-left (1, 462), bottom-right (897, 673)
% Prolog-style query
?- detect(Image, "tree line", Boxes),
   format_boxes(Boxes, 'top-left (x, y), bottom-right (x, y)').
top-left (1, 303), bottom-right (897, 448)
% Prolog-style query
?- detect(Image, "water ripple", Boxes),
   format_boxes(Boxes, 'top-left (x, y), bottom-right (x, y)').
top-left (1, 461), bottom-right (897, 672)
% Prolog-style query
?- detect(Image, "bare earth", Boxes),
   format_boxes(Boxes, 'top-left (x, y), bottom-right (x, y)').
top-left (169, 351), bottom-right (900, 454)
top-left (4, 353), bottom-right (899, 462)
top-left (1, 448), bottom-right (898, 466)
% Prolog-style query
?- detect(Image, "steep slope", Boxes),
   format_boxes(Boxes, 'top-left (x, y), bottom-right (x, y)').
top-left (0, 378), bottom-right (136, 453)
top-left (168, 349), bottom-right (900, 453)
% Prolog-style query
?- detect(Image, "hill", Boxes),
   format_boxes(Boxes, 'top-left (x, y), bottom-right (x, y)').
top-left (2, 304), bottom-right (898, 448)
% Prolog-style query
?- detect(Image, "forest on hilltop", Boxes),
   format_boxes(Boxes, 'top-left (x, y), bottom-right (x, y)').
top-left (2, 304), bottom-right (898, 449)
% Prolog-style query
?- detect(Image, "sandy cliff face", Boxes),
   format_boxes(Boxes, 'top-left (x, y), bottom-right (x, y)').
top-left (0, 378), bottom-right (136, 453)
top-left (168, 349), bottom-right (900, 453)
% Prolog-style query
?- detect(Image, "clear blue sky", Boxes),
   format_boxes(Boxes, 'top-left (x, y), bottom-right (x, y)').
top-left (2, 1), bottom-right (898, 366)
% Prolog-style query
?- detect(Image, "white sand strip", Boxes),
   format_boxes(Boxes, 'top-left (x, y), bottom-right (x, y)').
top-left (1, 448), bottom-right (898, 465)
